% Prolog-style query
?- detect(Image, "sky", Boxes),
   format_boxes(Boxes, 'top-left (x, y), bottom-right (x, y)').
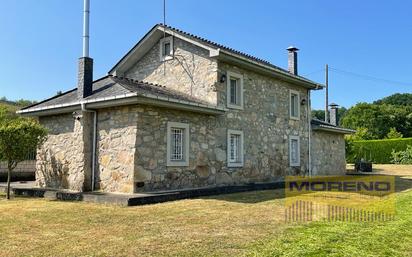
top-left (0, 0), bottom-right (411, 110)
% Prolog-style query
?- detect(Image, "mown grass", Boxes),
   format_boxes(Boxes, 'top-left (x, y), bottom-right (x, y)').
top-left (0, 165), bottom-right (412, 257)
top-left (0, 189), bottom-right (287, 257)
top-left (247, 189), bottom-right (412, 257)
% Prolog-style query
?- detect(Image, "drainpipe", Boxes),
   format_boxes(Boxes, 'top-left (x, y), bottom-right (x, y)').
top-left (307, 89), bottom-right (312, 176)
top-left (81, 102), bottom-right (97, 191)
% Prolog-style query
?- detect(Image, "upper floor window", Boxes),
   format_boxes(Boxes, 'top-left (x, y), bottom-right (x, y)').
top-left (227, 129), bottom-right (244, 167)
top-left (289, 135), bottom-right (300, 167)
top-left (159, 37), bottom-right (173, 61)
top-left (226, 71), bottom-right (244, 109)
top-left (289, 90), bottom-right (300, 120)
top-left (167, 122), bottom-right (189, 166)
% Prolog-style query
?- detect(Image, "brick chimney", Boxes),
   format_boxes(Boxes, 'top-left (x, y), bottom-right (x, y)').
top-left (77, 57), bottom-right (93, 99)
top-left (329, 103), bottom-right (339, 126)
top-left (287, 46), bottom-right (299, 75)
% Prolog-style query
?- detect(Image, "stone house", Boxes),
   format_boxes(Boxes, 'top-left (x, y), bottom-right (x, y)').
top-left (19, 24), bottom-right (354, 193)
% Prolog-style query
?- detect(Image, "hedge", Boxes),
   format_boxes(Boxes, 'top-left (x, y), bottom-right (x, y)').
top-left (347, 137), bottom-right (412, 164)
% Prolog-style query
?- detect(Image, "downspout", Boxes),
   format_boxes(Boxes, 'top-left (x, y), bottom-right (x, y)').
top-left (81, 102), bottom-right (97, 191)
top-left (307, 89), bottom-right (312, 176)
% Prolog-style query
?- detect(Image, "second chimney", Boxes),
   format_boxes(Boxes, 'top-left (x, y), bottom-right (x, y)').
top-left (329, 103), bottom-right (339, 126)
top-left (287, 46), bottom-right (299, 75)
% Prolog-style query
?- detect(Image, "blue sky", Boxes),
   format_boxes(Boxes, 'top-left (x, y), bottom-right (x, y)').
top-left (1, 0), bottom-right (411, 110)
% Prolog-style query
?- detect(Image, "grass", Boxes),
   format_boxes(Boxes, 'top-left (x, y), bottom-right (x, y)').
top-left (0, 165), bottom-right (412, 257)
top-left (247, 190), bottom-right (412, 257)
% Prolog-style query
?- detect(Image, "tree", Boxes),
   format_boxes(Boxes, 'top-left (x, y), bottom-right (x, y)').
top-left (386, 127), bottom-right (403, 139)
top-left (0, 119), bottom-right (47, 199)
top-left (341, 102), bottom-right (412, 139)
top-left (374, 93), bottom-right (412, 106)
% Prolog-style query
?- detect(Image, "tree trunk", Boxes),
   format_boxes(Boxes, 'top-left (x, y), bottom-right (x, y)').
top-left (6, 165), bottom-right (11, 200)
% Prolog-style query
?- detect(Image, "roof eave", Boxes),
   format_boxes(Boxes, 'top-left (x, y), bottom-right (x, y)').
top-left (17, 93), bottom-right (226, 117)
top-left (312, 125), bottom-right (356, 134)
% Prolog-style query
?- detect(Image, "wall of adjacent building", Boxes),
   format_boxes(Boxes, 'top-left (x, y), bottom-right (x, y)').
top-left (311, 131), bottom-right (346, 175)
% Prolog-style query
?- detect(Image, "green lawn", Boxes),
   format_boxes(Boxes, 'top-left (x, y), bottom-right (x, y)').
top-left (1, 165), bottom-right (412, 257)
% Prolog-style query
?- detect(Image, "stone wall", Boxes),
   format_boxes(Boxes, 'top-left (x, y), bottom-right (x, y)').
top-left (37, 113), bottom-right (91, 191)
top-left (96, 106), bottom-right (138, 193)
top-left (0, 160), bottom-right (35, 173)
top-left (311, 131), bottom-right (346, 175)
top-left (124, 37), bottom-right (218, 105)
top-left (216, 62), bottom-right (311, 176)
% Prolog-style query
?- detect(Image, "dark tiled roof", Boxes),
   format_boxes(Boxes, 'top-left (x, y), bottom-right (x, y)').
top-left (311, 118), bottom-right (356, 134)
top-left (311, 118), bottom-right (336, 127)
top-left (21, 75), bottom-right (209, 111)
top-left (157, 24), bottom-right (290, 74)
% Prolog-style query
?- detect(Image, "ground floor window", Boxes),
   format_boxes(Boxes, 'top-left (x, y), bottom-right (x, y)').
top-left (167, 122), bottom-right (189, 166)
top-left (227, 129), bottom-right (244, 167)
top-left (289, 135), bottom-right (300, 167)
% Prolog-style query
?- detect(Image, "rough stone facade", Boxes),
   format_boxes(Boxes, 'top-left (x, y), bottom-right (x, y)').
top-left (96, 107), bottom-right (138, 193)
top-left (311, 131), bottom-right (346, 175)
top-left (36, 35), bottom-right (346, 193)
top-left (125, 37), bottom-right (218, 105)
top-left (37, 112), bottom-right (93, 191)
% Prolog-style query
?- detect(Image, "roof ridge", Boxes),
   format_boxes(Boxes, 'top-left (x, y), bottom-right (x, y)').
top-left (158, 23), bottom-right (278, 69)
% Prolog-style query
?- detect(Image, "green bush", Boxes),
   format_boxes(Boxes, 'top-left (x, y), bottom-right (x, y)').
top-left (391, 145), bottom-right (412, 164)
top-left (346, 137), bottom-right (412, 164)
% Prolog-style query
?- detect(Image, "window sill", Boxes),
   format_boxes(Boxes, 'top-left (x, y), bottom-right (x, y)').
top-left (227, 104), bottom-right (243, 110)
top-left (167, 161), bottom-right (189, 167)
top-left (160, 56), bottom-right (173, 62)
top-left (289, 116), bottom-right (300, 121)
top-left (228, 162), bottom-right (244, 168)
top-left (290, 163), bottom-right (300, 167)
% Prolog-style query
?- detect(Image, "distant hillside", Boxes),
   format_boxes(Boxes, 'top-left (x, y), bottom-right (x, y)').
top-left (0, 97), bottom-right (36, 108)
top-left (0, 97), bottom-right (36, 121)
top-left (373, 93), bottom-right (412, 106)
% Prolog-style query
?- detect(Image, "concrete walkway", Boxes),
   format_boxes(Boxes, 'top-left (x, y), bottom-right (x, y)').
top-left (0, 181), bottom-right (285, 206)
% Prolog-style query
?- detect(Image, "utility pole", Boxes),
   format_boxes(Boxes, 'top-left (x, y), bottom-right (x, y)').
top-left (325, 64), bottom-right (329, 122)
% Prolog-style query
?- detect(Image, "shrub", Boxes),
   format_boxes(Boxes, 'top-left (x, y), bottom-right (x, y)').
top-left (391, 145), bottom-right (412, 164)
top-left (346, 138), bottom-right (412, 164)
top-left (386, 127), bottom-right (403, 139)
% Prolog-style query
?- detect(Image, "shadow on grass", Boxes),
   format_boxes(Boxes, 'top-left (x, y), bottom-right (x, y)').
top-left (202, 188), bottom-right (285, 204)
top-left (200, 175), bottom-right (412, 204)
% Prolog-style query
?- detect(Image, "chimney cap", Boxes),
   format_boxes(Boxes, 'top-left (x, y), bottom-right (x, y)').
top-left (329, 102), bottom-right (339, 108)
top-left (287, 46), bottom-right (299, 52)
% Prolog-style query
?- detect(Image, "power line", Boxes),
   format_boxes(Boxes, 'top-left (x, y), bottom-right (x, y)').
top-left (302, 68), bottom-right (325, 76)
top-left (329, 67), bottom-right (412, 87)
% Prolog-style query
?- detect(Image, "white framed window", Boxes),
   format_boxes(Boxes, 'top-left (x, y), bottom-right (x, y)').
top-left (227, 129), bottom-right (244, 167)
top-left (289, 135), bottom-right (300, 167)
top-left (167, 122), bottom-right (189, 166)
top-left (289, 90), bottom-right (300, 120)
top-left (226, 71), bottom-right (244, 109)
top-left (159, 36), bottom-right (173, 61)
